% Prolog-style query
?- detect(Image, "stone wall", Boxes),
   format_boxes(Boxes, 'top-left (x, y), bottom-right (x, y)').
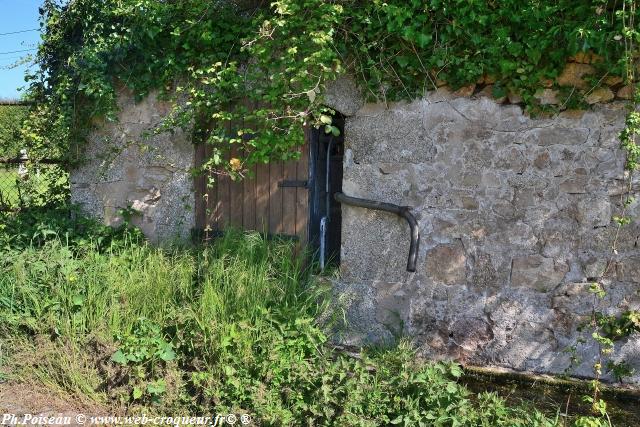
top-left (70, 88), bottom-right (194, 242)
top-left (69, 75), bottom-right (640, 384)
top-left (327, 81), bottom-right (640, 385)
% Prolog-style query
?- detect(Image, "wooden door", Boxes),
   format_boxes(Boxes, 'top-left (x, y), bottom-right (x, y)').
top-left (194, 132), bottom-right (310, 244)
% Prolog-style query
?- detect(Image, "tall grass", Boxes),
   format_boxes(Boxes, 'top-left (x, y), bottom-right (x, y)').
top-left (0, 229), bottom-right (312, 357)
top-left (0, 223), bottom-right (571, 425)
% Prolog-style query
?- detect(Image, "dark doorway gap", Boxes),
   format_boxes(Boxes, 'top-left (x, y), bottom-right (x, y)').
top-left (308, 113), bottom-right (344, 269)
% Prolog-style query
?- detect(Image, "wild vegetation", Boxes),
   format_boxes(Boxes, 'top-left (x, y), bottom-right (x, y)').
top-left (25, 0), bottom-right (638, 175)
top-left (0, 208), bottom-right (579, 426)
top-left (1, 0), bottom-right (637, 425)
top-left (0, 105), bottom-right (27, 158)
top-left (0, 104), bottom-right (67, 209)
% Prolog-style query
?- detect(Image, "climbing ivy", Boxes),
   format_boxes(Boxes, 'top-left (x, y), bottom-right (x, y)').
top-left (568, 2), bottom-right (640, 423)
top-left (344, 0), bottom-right (626, 103)
top-left (24, 0), bottom-right (637, 176)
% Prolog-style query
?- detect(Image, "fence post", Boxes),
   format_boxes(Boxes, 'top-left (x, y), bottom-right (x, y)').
top-left (17, 149), bottom-right (28, 179)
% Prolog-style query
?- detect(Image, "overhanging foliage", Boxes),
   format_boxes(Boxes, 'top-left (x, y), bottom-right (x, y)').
top-left (26, 0), bottom-right (637, 175)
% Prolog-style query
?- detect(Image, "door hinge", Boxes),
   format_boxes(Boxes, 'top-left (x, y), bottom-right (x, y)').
top-left (278, 180), bottom-right (308, 189)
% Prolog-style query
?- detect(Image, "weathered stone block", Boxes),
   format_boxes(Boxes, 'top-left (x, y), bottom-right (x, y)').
top-left (425, 242), bottom-right (467, 285)
top-left (534, 151), bottom-right (551, 169)
top-left (534, 88), bottom-right (559, 105)
top-left (604, 75), bottom-right (623, 86)
top-left (508, 91), bottom-right (523, 104)
top-left (574, 197), bottom-right (612, 227)
top-left (373, 281), bottom-right (415, 337)
top-left (477, 85), bottom-right (506, 103)
top-left (614, 223), bottom-right (640, 251)
top-left (559, 176), bottom-right (589, 194)
top-left (447, 316), bottom-right (494, 354)
top-left (580, 227), bottom-right (615, 252)
top-left (340, 205), bottom-right (409, 282)
top-left (617, 85), bottom-right (634, 100)
top-left (526, 127), bottom-right (589, 146)
top-left (346, 110), bottom-right (436, 164)
top-left (581, 257), bottom-right (608, 279)
top-left (616, 257), bottom-right (640, 284)
top-left (452, 84), bottom-right (476, 97)
top-left (557, 63), bottom-right (595, 88)
top-left (504, 221), bottom-right (539, 248)
top-left (494, 147), bottom-right (527, 173)
top-left (471, 253), bottom-right (498, 291)
top-left (559, 109), bottom-right (587, 120)
top-left (569, 51), bottom-right (602, 64)
top-left (585, 87), bottom-right (614, 104)
top-left (511, 255), bottom-right (569, 292)
top-left (323, 75), bottom-right (364, 116)
top-left (70, 89), bottom-right (194, 242)
top-left (327, 280), bottom-right (395, 346)
top-left (335, 96), bottom-right (638, 385)
top-left (552, 282), bottom-right (596, 316)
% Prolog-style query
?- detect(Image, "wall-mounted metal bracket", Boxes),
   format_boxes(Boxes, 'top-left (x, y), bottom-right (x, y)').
top-left (334, 192), bottom-right (420, 272)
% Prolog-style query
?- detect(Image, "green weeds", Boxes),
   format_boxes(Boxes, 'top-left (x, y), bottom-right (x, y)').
top-left (0, 209), bottom-right (605, 425)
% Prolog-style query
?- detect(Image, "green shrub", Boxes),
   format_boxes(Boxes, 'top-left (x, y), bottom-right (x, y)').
top-left (0, 205), bottom-right (141, 252)
top-left (0, 105), bottom-right (27, 158)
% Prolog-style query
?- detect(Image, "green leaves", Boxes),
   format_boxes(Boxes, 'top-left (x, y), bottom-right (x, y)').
top-left (324, 125), bottom-right (340, 137)
top-left (0, 106), bottom-right (28, 158)
top-left (395, 56), bottom-right (410, 68)
top-left (157, 342), bottom-right (176, 362)
top-left (132, 386), bottom-right (143, 400)
top-left (110, 317), bottom-right (176, 403)
top-left (146, 379), bottom-right (167, 397)
top-left (588, 282), bottom-right (606, 299)
top-left (28, 0), bottom-right (632, 178)
top-left (449, 364), bottom-right (463, 378)
top-left (110, 349), bottom-right (128, 365)
top-left (71, 294), bottom-right (85, 308)
top-left (111, 317), bottom-right (176, 367)
top-left (415, 33), bottom-right (432, 49)
top-left (1, 213), bottom-right (565, 424)
top-left (319, 114), bottom-right (332, 125)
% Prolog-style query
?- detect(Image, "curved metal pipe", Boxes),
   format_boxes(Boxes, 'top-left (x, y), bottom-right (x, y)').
top-left (334, 192), bottom-right (420, 272)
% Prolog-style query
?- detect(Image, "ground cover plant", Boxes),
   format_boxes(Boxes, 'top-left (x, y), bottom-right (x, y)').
top-left (0, 207), bottom-right (587, 426)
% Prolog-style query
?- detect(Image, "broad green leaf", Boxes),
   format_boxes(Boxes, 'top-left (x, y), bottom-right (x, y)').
top-left (132, 387), bottom-right (143, 400)
top-left (110, 350), bottom-right (128, 365)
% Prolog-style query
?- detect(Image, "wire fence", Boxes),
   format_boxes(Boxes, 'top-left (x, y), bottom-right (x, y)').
top-left (0, 157), bottom-right (64, 211)
top-left (1, 101), bottom-right (69, 211)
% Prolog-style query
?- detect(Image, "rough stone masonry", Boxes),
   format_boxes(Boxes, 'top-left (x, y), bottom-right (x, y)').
top-left (326, 81), bottom-right (640, 385)
top-left (70, 77), bottom-right (640, 385)
top-left (70, 87), bottom-right (194, 242)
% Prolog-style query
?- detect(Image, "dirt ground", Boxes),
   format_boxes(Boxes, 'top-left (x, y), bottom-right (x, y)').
top-left (0, 382), bottom-right (106, 427)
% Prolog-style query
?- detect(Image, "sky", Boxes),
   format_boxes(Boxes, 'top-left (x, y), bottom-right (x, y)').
top-left (0, 0), bottom-right (44, 100)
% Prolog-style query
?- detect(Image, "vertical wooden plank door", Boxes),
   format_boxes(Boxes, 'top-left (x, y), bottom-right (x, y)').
top-left (194, 142), bottom-right (310, 246)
